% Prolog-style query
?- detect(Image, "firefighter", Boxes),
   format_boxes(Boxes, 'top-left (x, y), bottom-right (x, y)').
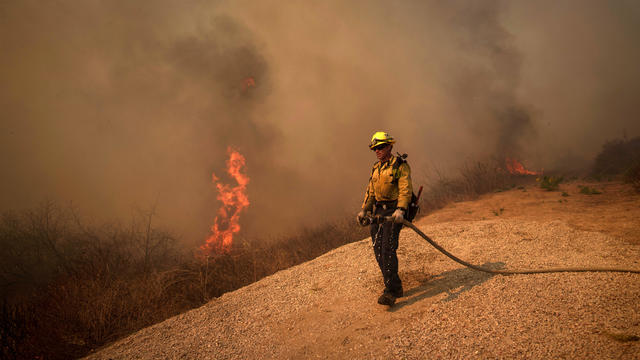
top-left (357, 131), bottom-right (413, 306)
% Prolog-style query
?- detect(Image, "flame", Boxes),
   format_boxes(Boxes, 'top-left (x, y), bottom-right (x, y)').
top-left (242, 77), bottom-right (256, 91)
top-left (201, 147), bottom-right (249, 255)
top-left (505, 157), bottom-right (540, 175)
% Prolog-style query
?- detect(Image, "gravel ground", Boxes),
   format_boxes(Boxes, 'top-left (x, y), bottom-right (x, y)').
top-left (86, 186), bottom-right (640, 359)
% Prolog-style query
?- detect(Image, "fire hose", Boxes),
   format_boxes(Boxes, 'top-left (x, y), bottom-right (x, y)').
top-left (360, 215), bottom-right (640, 275)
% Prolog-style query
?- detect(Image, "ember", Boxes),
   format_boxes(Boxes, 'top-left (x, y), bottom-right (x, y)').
top-left (202, 148), bottom-right (250, 254)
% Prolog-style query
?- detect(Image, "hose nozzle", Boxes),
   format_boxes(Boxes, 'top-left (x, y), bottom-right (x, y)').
top-left (359, 214), bottom-right (393, 226)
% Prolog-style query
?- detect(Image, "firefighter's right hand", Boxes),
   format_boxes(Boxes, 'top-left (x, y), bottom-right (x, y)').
top-left (357, 210), bottom-right (370, 226)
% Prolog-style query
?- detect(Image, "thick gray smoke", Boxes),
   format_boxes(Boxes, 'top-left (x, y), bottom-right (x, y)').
top-left (1, 0), bottom-right (639, 244)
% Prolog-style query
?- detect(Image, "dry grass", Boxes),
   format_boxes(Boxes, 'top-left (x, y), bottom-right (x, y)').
top-left (418, 158), bottom-right (529, 216)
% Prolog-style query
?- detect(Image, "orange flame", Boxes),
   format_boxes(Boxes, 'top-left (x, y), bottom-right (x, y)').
top-left (242, 77), bottom-right (256, 91)
top-left (505, 157), bottom-right (540, 175)
top-left (201, 148), bottom-right (249, 255)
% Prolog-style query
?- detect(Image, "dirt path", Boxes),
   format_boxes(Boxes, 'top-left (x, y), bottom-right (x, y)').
top-left (86, 181), bottom-right (640, 359)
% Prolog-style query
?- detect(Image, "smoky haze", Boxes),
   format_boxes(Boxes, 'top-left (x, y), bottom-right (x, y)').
top-left (1, 0), bottom-right (639, 244)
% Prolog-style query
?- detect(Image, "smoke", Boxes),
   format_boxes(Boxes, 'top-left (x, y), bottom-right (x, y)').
top-left (1, 0), bottom-right (639, 243)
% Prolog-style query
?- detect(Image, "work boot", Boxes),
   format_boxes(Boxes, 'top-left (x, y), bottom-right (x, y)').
top-left (377, 292), bottom-right (396, 306)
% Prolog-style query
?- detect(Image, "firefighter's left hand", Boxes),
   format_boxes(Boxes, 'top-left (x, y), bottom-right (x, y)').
top-left (392, 208), bottom-right (405, 223)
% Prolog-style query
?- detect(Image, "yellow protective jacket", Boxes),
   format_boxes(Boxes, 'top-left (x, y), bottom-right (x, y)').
top-left (362, 156), bottom-right (413, 211)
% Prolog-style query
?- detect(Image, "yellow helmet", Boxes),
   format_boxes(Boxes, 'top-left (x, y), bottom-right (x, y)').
top-left (369, 131), bottom-right (396, 149)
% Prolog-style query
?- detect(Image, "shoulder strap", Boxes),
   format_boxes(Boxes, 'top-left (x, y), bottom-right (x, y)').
top-left (392, 155), bottom-right (405, 171)
top-left (390, 156), bottom-right (406, 185)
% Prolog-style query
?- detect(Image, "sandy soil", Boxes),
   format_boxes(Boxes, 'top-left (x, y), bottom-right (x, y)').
top-left (85, 180), bottom-right (640, 359)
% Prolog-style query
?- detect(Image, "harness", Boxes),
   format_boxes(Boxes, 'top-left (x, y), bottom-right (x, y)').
top-left (370, 154), bottom-right (421, 222)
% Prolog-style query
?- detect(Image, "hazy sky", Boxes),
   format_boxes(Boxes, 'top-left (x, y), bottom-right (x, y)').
top-left (2, 0), bottom-right (639, 244)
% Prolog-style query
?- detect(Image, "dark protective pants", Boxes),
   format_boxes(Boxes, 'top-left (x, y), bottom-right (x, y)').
top-left (370, 201), bottom-right (403, 296)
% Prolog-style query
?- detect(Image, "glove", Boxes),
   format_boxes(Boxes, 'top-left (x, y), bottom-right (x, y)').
top-left (357, 210), bottom-right (371, 226)
top-left (392, 208), bottom-right (405, 224)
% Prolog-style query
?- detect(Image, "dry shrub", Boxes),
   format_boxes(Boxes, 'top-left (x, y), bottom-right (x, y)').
top-left (578, 185), bottom-right (602, 195)
top-left (419, 158), bottom-right (524, 214)
top-left (0, 202), bottom-right (192, 359)
top-left (0, 203), bottom-right (368, 359)
top-left (625, 160), bottom-right (640, 192)
top-left (592, 137), bottom-right (640, 179)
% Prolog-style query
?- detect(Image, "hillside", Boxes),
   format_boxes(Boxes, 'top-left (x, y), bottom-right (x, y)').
top-left (86, 181), bottom-right (640, 359)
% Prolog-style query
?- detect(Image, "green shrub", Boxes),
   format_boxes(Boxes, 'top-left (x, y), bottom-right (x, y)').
top-left (579, 186), bottom-right (602, 195)
top-left (539, 176), bottom-right (563, 191)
